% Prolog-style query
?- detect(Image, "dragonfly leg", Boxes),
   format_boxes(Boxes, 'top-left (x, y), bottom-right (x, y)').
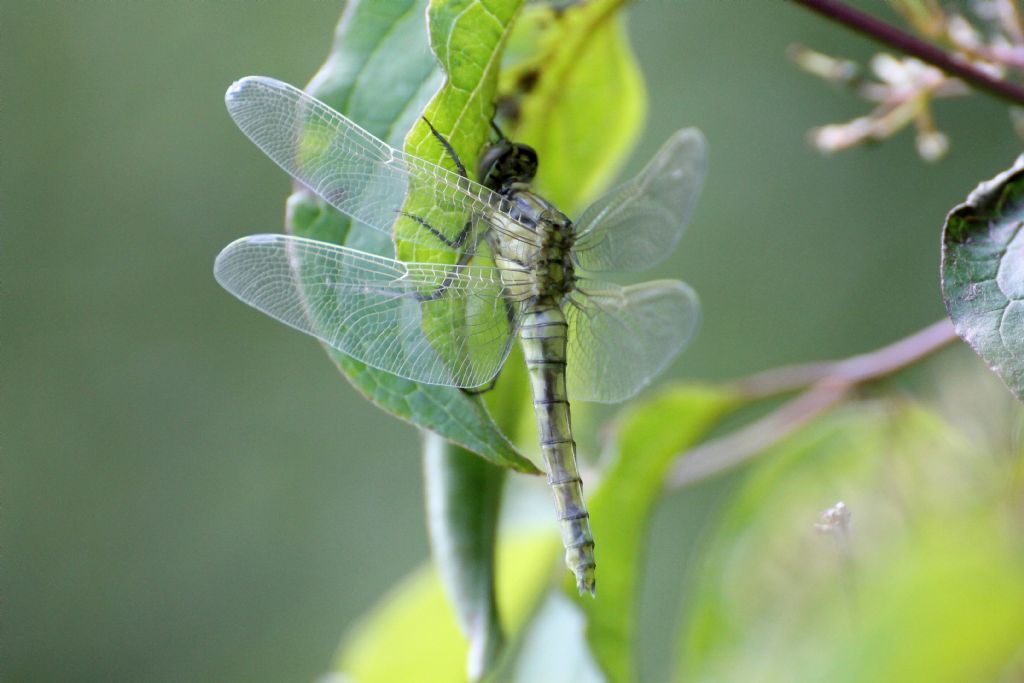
top-left (421, 116), bottom-right (467, 178)
top-left (388, 212), bottom-right (491, 303)
top-left (489, 118), bottom-right (508, 142)
top-left (564, 292), bottom-right (601, 324)
top-left (353, 275), bottom-right (457, 304)
top-left (503, 296), bottom-right (517, 327)
top-left (461, 375), bottom-right (499, 395)
top-left (415, 272), bottom-right (458, 302)
top-left (397, 211), bottom-right (472, 251)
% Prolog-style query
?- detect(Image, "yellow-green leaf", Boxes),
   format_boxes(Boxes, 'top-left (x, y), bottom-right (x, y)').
top-left (334, 533), bottom-right (559, 683)
top-left (499, 0), bottom-right (646, 212)
top-left (579, 384), bottom-right (741, 683)
top-left (677, 402), bottom-right (1024, 683)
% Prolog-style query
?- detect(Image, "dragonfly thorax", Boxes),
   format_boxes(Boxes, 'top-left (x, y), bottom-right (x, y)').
top-left (478, 137), bottom-right (574, 298)
top-left (489, 186), bottom-right (576, 301)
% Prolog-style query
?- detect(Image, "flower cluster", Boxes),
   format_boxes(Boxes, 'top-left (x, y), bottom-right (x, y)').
top-left (792, 0), bottom-right (1024, 161)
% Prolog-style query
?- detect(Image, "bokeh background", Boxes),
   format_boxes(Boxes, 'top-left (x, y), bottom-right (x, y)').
top-left (3, 0), bottom-right (1018, 680)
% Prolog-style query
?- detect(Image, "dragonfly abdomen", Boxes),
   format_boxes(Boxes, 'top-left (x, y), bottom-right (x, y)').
top-left (520, 299), bottom-right (596, 596)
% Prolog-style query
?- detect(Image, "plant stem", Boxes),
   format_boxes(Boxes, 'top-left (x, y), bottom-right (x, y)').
top-left (730, 318), bottom-right (957, 399)
top-left (667, 318), bottom-right (959, 489)
top-left (788, 0), bottom-right (1024, 106)
top-left (423, 434), bottom-right (505, 679)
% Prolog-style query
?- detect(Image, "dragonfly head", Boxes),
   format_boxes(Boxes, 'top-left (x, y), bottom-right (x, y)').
top-left (477, 140), bottom-right (539, 190)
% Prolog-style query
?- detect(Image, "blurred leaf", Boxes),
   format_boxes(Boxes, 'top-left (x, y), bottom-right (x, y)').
top-left (677, 401), bottom-right (1024, 683)
top-left (942, 155), bottom-right (1024, 403)
top-left (499, 0), bottom-right (646, 212)
top-left (334, 533), bottom-right (559, 683)
top-left (286, 0), bottom-right (536, 473)
top-left (506, 591), bottom-right (607, 683)
top-left (578, 385), bottom-right (739, 683)
top-left (814, 517), bottom-right (1024, 683)
top-left (423, 434), bottom-right (506, 680)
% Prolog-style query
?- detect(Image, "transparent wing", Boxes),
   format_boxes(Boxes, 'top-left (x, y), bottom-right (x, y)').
top-left (565, 279), bottom-right (700, 403)
top-left (225, 76), bottom-right (540, 258)
top-left (214, 234), bottom-right (526, 388)
top-left (571, 129), bottom-right (707, 272)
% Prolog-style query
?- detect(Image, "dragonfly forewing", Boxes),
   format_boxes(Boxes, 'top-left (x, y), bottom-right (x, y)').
top-left (225, 77), bottom-right (541, 260)
top-left (214, 234), bottom-right (527, 388)
top-left (570, 128), bottom-right (707, 273)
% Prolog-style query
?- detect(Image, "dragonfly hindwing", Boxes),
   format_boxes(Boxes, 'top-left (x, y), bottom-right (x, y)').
top-left (214, 234), bottom-right (524, 388)
top-left (564, 279), bottom-right (701, 403)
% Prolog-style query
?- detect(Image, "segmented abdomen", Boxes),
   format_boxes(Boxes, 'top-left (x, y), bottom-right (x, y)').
top-left (519, 298), bottom-right (596, 596)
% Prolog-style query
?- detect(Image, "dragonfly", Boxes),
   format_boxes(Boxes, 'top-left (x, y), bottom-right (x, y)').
top-left (215, 76), bottom-right (707, 596)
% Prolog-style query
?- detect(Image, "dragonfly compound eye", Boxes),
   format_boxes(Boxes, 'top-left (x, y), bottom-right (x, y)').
top-left (478, 141), bottom-right (539, 189)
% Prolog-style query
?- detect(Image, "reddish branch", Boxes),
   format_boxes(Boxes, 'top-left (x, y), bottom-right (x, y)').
top-left (789, 0), bottom-right (1024, 106)
top-left (667, 318), bottom-right (959, 489)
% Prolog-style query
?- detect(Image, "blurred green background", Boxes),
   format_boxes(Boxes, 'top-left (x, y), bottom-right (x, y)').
top-left (3, 1), bottom-right (1018, 681)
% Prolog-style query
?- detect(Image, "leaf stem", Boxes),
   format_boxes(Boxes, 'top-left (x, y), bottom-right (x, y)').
top-left (788, 0), bottom-right (1024, 106)
top-left (667, 318), bottom-right (958, 489)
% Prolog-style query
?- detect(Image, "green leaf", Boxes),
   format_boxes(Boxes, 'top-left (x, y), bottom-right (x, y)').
top-left (407, 0), bottom-right (523, 176)
top-left (423, 433), bottom-right (506, 680)
top-left (499, 0), bottom-right (646, 212)
top-left (396, 0), bottom-right (524, 263)
top-left (942, 155), bottom-right (1024, 403)
top-left (405, 4), bottom-right (539, 675)
top-left (391, 0), bottom-right (528, 451)
top-left (677, 402), bottom-right (1024, 683)
top-left (333, 532), bottom-right (559, 683)
top-left (578, 384), bottom-right (740, 683)
top-left (285, 0), bottom-right (536, 473)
